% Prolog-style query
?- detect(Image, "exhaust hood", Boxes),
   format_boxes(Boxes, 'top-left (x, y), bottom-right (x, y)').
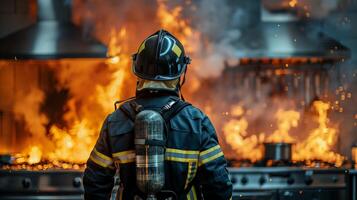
top-left (233, 22), bottom-right (350, 61)
top-left (232, 1), bottom-right (350, 61)
top-left (0, 0), bottom-right (107, 59)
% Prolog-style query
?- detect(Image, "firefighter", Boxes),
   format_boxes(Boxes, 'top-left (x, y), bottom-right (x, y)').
top-left (83, 30), bottom-right (232, 200)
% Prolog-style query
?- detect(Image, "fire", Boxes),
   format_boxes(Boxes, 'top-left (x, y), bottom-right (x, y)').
top-left (47, 120), bottom-right (96, 163)
top-left (289, 0), bottom-right (298, 8)
top-left (267, 110), bottom-right (300, 143)
top-left (13, 0), bottom-right (196, 166)
top-left (21, 28), bottom-right (133, 165)
top-left (353, 146), bottom-right (357, 169)
top-left (224, 101), bottom-right (344, 166)
top-left (294, 101), bottom-right (344, 166)
top-left (223, 105), bottom-right (265, 161)
top-left (1, 0), bottom-right (347, 169)
top-left (157, 0), bottom-right (195, 50)
top-left (27, 146), bottom-right (42, 164)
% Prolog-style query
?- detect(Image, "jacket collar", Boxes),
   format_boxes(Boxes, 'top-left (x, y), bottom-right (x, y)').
top-left (135, 88), bottom-right (179, 99)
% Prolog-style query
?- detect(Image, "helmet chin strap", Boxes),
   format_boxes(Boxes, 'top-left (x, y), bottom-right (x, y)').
top-left (178, 67), bottom-right (188, 101)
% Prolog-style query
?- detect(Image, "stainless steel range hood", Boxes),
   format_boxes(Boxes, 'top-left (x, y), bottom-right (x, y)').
top-left (232, 1), bottom-right (350, 61)
top-left (233, 22), bottom-right (350, 61)
top-left (0, 0), bottom-right (107, 59)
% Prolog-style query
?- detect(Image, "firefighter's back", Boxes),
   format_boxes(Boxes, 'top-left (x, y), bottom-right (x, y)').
top-left (105, 95), bottom-right (231, 200)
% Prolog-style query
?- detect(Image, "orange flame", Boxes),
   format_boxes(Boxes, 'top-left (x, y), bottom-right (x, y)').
top-left (224, 101), bottom-right (344, 165)
top-left (353, 147), bottom-right (357, 168)
top-left (293, 101), bottom-right (344, 166)
top-left (223, 105), bottom-right (265, 161)
top-left (19, 28), bottom-right (133, 165)
top-left (267, 109), bottom-right (300, 143)
top-left (289, 0), bottom-right (298, 8)
top-left (18, 0), bottom-right (194, 165)
top-left (27, 146), bottom-right (42, 164)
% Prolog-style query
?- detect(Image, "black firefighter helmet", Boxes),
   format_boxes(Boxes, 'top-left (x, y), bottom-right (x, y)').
top-left (132, 29), bottom-right (191, 81)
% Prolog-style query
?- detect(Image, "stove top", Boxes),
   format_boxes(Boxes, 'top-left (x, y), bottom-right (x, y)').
top-left (228, 159), bottom-right (345, 168)
top-left (229, 167), bottom-right (348, 190)
top-left (0, 169), bottom-right (84, 200)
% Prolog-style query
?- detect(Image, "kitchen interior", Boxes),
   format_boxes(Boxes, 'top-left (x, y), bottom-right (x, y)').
top-left (0, 0), bottom-right (356, 200)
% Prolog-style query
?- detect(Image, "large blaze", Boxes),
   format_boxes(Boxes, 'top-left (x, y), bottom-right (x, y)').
top-left (3, 0), bottom-right (199, 167)
top-left (0, 0), bottom-right (349, 169)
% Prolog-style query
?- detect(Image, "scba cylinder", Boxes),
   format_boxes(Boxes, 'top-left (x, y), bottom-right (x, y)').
top-left (134, 110), bottom-right (165, 199)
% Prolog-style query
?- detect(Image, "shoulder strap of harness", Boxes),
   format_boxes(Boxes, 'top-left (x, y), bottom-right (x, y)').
top-left (118, 98), bottom-right (191, 124)
top-left (159, 99), bottom-right (191, 125)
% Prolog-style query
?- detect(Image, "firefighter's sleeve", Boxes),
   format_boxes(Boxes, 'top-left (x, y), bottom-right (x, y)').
top-left (196, 116), bottom-right (232, 200)
top-left (83, 116), bottom-right (115, 200)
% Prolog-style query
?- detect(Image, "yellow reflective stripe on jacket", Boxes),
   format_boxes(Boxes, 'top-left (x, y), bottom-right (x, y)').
top-left (165, 148), bottom-right (199, 163)
top-left (166, 148), bottom-right (199, 155)
top-left (112, 150), bottom-right (136, 164)
top-left (185, 162), bottom-right (197, 189)
top-left (198, 145), bottom-right (224, 166)
top-left (186, 186), bottom-right (197, 200)
top-left (165, 148), bottom-right (199, 190)
top-left (89, 148), bottom-right (114, 168)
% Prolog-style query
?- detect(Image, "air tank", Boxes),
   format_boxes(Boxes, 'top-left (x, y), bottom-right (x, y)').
top-left (134, 110), bottom-right (165, 200)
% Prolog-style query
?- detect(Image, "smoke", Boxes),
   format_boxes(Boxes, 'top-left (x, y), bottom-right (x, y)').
top-left (73, 0), bottom-right (160, 51)
top-left (185, 0), bottom-right (241, 78)
top-left (328, 61), bottom-right (357, 158)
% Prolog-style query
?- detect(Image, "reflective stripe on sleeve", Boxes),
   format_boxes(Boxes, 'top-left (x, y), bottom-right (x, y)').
top-left (198, 145), bottom-right (224, 166)
top-left (89, 148), bottom-right (114, 168)
top-left (112, 150), bottom-right (136, 164)
top-left (165, 148), bottom-right (199, 163)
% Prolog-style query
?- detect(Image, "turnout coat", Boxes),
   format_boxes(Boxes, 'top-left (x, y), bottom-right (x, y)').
top-left (83, 91), bottom-right (232, 200)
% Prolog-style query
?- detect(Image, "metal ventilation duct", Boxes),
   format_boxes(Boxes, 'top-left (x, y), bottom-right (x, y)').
top-left (0, 0), bottom-right (107, 59)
